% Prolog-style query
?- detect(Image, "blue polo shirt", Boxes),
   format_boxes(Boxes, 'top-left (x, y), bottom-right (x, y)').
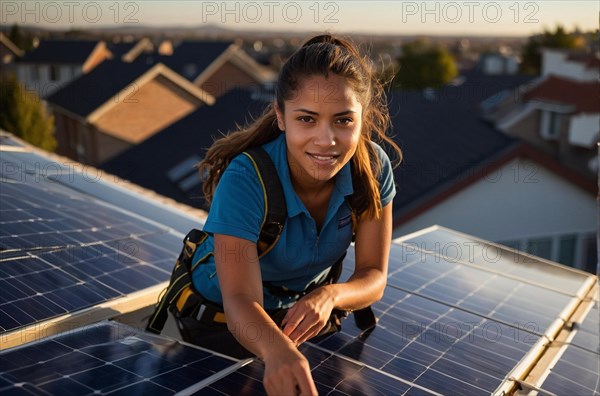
top-left (191, 134), bottom-right (395, 309)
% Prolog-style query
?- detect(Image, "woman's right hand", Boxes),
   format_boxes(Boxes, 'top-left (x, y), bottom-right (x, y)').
top-left (262, 343), bottom-right (318, 396)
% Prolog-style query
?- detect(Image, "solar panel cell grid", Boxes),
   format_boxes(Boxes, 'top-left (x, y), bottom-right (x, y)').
top-left (197, 345), bottom-right (425, 396)
top-left (400, 228), bottom-right (590, 296)
top-left (0, 177), bottom-right (182, 333)
top-left (313, 283), bottom-right (541, 395)
top-left (367, 245), bottom-right (576, 335)
top-left (0, 322), bottom-right (239, 395)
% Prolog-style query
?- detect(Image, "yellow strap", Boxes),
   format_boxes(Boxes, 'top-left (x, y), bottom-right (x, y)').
top-left (175, 286), bottom-right (195, 312)
top-left (213, 311), bottom-right (227, 323)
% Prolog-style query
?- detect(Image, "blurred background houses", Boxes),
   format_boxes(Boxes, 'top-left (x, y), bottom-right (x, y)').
top-left (1, 22), bottom-right (597, 273)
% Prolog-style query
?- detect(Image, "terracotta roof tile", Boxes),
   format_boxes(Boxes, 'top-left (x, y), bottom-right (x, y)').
top-left (524, 75), bottom-right (599, 114)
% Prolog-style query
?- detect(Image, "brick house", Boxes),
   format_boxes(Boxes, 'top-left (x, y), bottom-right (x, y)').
top-left (101, 87), bottom-right (270, 209)
top-left (150, 40), bottom-right (276, 98)
top-left (389, 71), bottom-right (596, 272)
top-left (47, 61), bottom-right (214, 165)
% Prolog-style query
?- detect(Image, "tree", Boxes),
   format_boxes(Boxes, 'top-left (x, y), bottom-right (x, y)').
top-left (394, 41), bottom-right (458, 90)
top-left (520, 25), bottom-right (583, 75)
top-left (0, 76), bottom-right (56, 151)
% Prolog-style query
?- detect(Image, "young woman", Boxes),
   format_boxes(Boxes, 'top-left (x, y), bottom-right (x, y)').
top-left (188, 34), bottom-right (401, 395)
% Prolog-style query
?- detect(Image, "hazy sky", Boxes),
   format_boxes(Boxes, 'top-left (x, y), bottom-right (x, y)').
top-left (2, 1), bottom-right (598, 36)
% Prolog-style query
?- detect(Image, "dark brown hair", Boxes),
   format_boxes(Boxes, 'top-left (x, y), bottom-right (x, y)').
top-left (199, 34), bottom-right (402, 219)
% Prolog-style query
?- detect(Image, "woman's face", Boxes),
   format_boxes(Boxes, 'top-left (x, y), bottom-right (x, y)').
top-left (275, 74), bottom-right (363, 191)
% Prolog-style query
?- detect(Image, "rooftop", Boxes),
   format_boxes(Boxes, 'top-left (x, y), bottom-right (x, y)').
top-left (100, 87), bottom-right (270, 208)
top-left (142, 40), bottom-right (234, 81)
top-left (388, 71), bottom-right (535, 219)
top-left (18, 39), bottom-right (101, 64)
top-left (46, 59), bottom-right (156, 118)
top-left (523, 75), bottom-right (600, 114)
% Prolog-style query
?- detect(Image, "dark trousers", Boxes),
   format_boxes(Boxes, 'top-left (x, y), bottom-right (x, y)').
top-left (176, 308), bottom-right (342, 359)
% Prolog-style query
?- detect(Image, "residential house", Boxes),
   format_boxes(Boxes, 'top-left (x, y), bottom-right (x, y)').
top-left (15, 39), bottom-right (111, 98)
top-left (541, 48), bottom-right (599, 82)
top-left (46, 60), bottom-right (215, 165)
top-left (482, 48), bottom-right (599, 178)
top-left (101, 87), bottom-right (270, 209)
top-left (145, 40), bottom-right (277, 98)
top-left (390, 71), bottom-right (597, 272)
top-left (0, 32), bottom-right (24, 78)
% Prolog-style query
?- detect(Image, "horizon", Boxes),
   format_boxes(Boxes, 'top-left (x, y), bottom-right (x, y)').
top-left (1, 1), bottom-right (598, 38)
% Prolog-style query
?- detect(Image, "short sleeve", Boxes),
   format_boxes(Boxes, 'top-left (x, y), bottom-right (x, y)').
top-left (373, 143), bottom-right (396, 207)
top-left (202, 154), bottom-right (265, 242)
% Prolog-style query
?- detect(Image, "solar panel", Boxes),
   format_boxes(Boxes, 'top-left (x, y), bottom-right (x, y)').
top-left (538, 290), bottom-right (600, 396)
top-left (0, 149), bottom-right (202, 232)
top-left (381, 245), bottom-right (576, 335)
top-left (312, 286), bottom-right (541, 395)
top-left (0, 321), bottom-right (242, 395)
top-left (400, 227), bottom-right (591, 296)
top-left (0, 175), bottom-right (181, 334)
top-left (200, 343), bottom-right (436, 395)
top-left (306, 230), bottom-right (596, 395)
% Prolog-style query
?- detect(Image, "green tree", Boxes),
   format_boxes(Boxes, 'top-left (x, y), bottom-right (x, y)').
top-left (520, 25), bottom-right (583, 75)
top-left (394, 41), bottom-right (458, 90)
top-left (0, 76), bottom-right (56, 151)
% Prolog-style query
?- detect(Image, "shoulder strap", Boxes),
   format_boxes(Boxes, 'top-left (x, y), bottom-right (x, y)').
top-left (148, 148), bottom-right (286, 335)
top-left (242, 147), bottom-right (287, 258)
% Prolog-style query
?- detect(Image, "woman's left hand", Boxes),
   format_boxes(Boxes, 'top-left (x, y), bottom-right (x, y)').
top-left (281, 286), bottom-right (336, 345)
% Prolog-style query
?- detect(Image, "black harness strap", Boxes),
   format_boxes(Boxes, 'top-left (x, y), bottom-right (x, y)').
top-left (242, 147), bottom-right (287, 258)
top-left (146, 229), bottom-right (206, 334)
top-left (146, 148), bottom-right (286, 335)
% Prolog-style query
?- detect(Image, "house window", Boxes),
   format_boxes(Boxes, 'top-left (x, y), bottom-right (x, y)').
top-left (167, 155), bottom-right (203, 193)
top-left (49, 65), bottom-right (59, 81)
top-left (30, 65), bottom-right (39, 81)
top-left (558, 235), bottom-right (577, 267)
top-left (499, 233), bottom-right (596, 273)
top-left (540, 110), bottom-right (561, 140)
top-left (580, 234), bottom-right (597, 274)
